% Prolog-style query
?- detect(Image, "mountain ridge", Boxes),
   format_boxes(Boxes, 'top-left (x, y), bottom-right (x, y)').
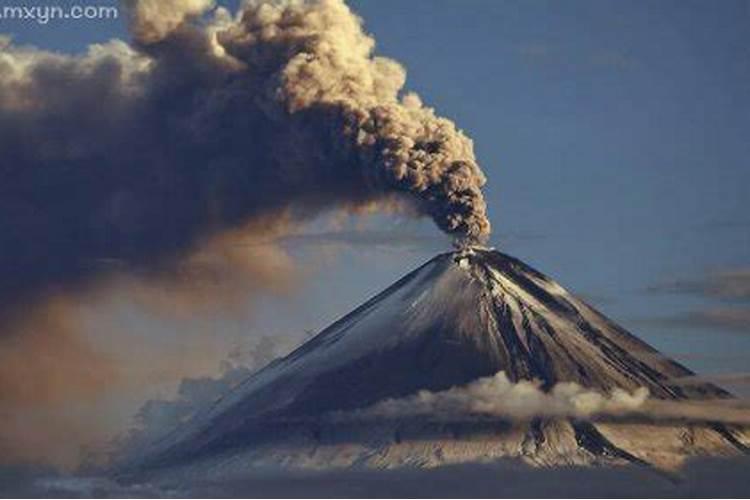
top-left (125, 248), bottom-right (748, 476)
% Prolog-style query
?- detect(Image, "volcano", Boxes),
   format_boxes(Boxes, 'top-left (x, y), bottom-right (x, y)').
top-left (132, 248), bottom-right (749, 477)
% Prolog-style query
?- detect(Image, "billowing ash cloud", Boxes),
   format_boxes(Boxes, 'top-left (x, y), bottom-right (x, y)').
top-left (0, 0), bottom-right (491, 467)
top-left (337, 371), bottom-right (750, 425)
top-left (0, 299), bottom-right (120, 468)
top-left (0, 224), bottom-right (301, 468)
top-left (0, 0), bottom-right (490, 317)
top-left (0, 0), bottom-right (490, 465)
top-left (123, 0), bottom-right (216, 43)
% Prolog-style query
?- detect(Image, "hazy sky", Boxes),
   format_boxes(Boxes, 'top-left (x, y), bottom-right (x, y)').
top-left (4, 0), bottom-right (749, 385)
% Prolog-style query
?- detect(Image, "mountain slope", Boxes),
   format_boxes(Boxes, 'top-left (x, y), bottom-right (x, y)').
top-left (130, 248), bottom-right (748, 475)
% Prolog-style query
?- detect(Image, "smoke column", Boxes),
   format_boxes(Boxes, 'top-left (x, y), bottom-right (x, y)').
top-left (0, 0), bottom-right (491, 466)
top-left (0, 0), bottom-right (490, 316)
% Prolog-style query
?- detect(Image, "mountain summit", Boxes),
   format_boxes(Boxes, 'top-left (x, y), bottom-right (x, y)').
top-left (133, 248), bottom-right (748, 475)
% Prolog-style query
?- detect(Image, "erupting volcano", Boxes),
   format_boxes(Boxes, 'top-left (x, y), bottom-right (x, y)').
top-left (129, 248), bottom-right (749, 479)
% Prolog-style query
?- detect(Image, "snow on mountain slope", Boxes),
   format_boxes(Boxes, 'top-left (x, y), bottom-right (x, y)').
top-left (126, 248), bottom-right (748, 476)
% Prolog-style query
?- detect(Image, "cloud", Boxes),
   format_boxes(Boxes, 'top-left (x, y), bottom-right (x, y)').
top-left (0, 301), bottom-right (119, 469)
top-left (123, 0), bottom-right (215, 44)
top-left (645, 268), bottom-right (750, 334)
top-left (163, 457), bottom-right (750, 498)
top-left (0, 224), bottom-right (302, 468)
top-left (4, 458), bottom-right (750, 497)
top-left (333, 371), bottom-right (750, 426)
top-left (694, 216), bottom-right (750, 233)
top-left (672, 372), bottom-right (750, 386)
top-left (113, 334), bottom-right (288, 462)
top-left (0, 0), bottom-right (491, 318)
top-left (574, 292), bottom-right (615, 307)
top-left (281, 229), bottom-right (449, 250)
top-left (644, 308), bottom-right (750, 334)
top-left (103, 368), bottom-right (749, 469)
top-left (0, 0), bottom-right (493, 467)
top-left (648, 269), bottom-right (750, 301)
top-left (339, 371), bottom-right (650, 422)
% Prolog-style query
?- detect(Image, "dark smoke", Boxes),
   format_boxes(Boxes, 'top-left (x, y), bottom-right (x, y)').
top-left (0, 0), bottom-right (490, 316)
top-left (0, 0), bottom-right (491, 466)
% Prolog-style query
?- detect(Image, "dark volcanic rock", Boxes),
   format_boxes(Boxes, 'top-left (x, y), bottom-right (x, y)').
top-left (128, 248), bottom-right (748, 475)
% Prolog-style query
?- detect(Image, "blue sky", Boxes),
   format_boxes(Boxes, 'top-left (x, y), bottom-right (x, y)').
top-left (3, 0), bottom-right (749, 380)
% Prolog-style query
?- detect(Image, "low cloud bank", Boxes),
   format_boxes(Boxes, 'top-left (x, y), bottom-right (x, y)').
top-left (649, 269), bottom-right (750, 300)
top-left (647, 267), bottom-right (750, 334)
top-left (4, 457), bottom-right (750, 498)
top-left (342, 371), bottom-right (649, 421)
top-left (112, 335), bottom-right (286, 461)
top-left (336, 371), bottom-right (750, 425)
top-left (646, 308), bottom-right (750, 334)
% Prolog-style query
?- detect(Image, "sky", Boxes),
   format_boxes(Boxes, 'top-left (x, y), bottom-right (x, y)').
top-left (2, 0), bottom-right (750, 463)
top-left (348, 0), bottom-right (750, 377)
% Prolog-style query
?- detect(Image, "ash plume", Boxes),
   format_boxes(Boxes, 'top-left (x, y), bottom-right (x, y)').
top-left (0, 0), bottom-right (490, 317)
top-left (0, 0), bottom-right (490, 465)
top-left (0, 299), bottom-right (119, 468)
